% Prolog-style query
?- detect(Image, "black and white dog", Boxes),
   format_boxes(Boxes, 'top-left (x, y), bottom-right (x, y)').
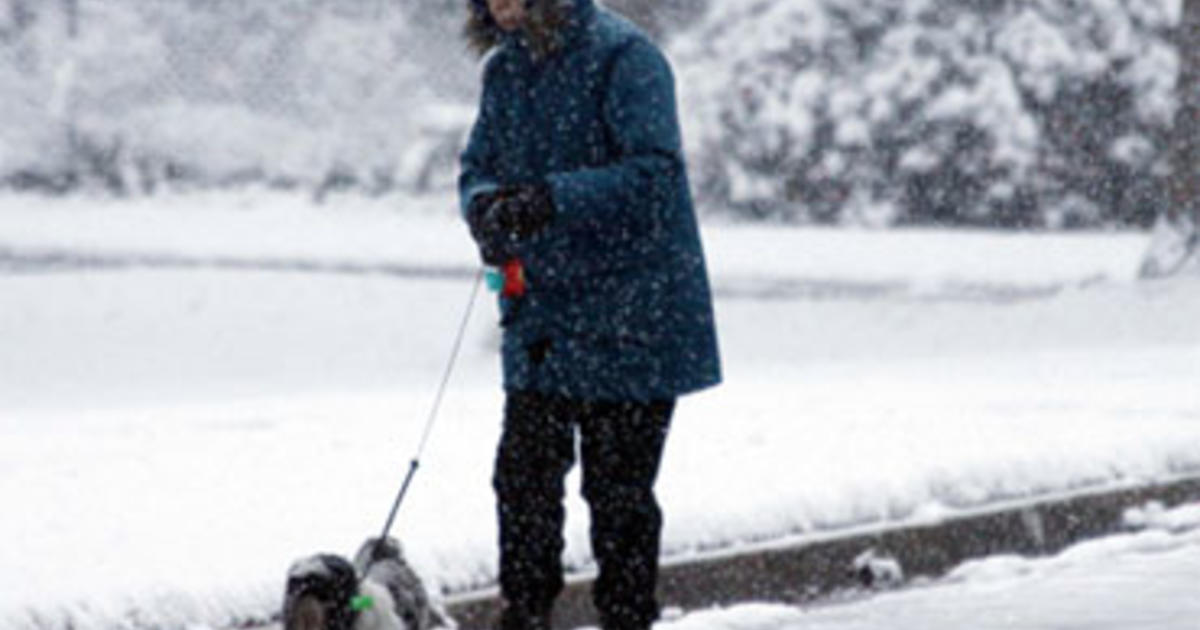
top-left (283, 537), bottom-right (449, 630)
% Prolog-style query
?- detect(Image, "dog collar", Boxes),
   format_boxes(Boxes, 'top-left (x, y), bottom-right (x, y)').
top-left (351, 595), bottom-right (375, 612)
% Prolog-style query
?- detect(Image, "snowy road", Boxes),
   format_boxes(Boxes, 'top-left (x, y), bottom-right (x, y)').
top-left (0, 243), bottom-right (1100, 303)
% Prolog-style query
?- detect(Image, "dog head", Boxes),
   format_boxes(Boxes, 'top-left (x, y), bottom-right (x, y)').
top-left (283, 553), bottom-right (361, 630)
top-left (354, 537), bottom-right (434, 630)
top-left (352, 537), bottom-right (405, 572)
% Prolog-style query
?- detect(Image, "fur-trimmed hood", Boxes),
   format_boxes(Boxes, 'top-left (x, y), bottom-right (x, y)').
top-left (464, 0), bottom-right (594, 59)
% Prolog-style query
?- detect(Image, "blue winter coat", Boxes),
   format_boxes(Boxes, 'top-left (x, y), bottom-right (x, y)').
top-left (459, 0), bottom-right (721, 402)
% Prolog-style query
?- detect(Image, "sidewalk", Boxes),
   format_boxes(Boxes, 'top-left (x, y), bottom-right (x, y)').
top-left (447, 476), bottom-right (1200, 629)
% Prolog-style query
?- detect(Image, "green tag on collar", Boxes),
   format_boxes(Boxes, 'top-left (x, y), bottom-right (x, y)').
top-left (351, 595), bottom-right (376, 612)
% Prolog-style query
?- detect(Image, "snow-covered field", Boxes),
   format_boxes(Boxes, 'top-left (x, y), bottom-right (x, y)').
top-left (1, 192), bottom-right (1198, 630)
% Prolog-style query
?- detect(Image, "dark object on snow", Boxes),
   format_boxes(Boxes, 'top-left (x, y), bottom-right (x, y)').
top-left (283, 537), bottom-right (448, 630)
top-left (851, 548), bottom-right (905, 589)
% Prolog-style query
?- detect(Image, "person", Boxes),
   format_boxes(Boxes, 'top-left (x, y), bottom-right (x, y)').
top-left (459, 0), bottom-right (722, 628)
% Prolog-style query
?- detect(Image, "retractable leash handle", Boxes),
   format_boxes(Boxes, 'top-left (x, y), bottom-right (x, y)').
top-left (364, 268), bottom-right (486, 578)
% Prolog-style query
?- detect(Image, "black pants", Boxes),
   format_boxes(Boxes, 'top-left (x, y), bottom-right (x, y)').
top-left (494, 391), bottom-right (675, 630)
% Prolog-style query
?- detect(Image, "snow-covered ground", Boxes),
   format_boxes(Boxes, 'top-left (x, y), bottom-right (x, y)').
top-left (1, 192), bottom-right (1198, 630)
top-left (657, 502), bottom-right (1200, 630)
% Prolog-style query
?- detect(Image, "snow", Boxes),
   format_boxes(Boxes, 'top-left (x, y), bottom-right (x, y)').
top-left (0, 2), bottom-right (477, 193)
top-left (0, 193), bottom-right (1150, 288)
top-left (1, 191), bottom-right (1199, 629)
top-left (653, 502), bottom-right (1200, 630)
top-left (671, 0), bottom-right (1181, 226)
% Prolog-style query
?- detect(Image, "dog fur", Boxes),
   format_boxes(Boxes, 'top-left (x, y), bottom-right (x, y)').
top-left (283, 537), bottom-right (449, 630)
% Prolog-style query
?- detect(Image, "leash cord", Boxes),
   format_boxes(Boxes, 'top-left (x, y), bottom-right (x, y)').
top-left (367, 268), bottom-right (486, 569)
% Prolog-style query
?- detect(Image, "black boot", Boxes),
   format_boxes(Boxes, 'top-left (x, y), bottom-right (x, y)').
top-left (493, 392), bottom-right (574, 630)
top-left (579, 399), bottom-right (675, 630)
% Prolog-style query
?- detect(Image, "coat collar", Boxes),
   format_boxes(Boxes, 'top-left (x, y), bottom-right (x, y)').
top-left (508, 0), bottom-right (594, 61)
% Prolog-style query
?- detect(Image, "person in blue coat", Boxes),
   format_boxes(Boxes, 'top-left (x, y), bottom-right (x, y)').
top-left (459, 0), bottom-right (721, 628)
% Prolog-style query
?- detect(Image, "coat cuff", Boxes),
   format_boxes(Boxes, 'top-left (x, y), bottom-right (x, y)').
top-left (460, 181), bottom-right (501, 218)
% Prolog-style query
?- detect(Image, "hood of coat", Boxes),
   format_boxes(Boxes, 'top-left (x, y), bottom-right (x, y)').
top-left (465, 0), bottom-right (595, 59)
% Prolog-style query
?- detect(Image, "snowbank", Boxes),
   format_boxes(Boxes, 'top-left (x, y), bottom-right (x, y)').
top-left (656, 502), bottom-right (1200, 629)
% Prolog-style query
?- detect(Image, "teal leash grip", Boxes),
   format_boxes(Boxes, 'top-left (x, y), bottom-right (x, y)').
top-left (485, 266), bottom-right (505, 292)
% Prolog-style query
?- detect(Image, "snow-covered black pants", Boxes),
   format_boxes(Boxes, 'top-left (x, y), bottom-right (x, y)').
top-left (494, 391), bottom-right (675, 630)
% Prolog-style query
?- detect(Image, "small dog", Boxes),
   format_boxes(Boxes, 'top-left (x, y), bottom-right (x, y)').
top-left (283, 537), bottom-right (449, 630)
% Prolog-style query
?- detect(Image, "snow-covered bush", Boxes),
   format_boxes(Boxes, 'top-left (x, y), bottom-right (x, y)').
top-left (0, 0), bottom-right (706, 199)
top-left (0, 2), bottom-right (71, 185)
top-left (673, 0), bottom-right (1182, 227)
top-left (0, 0), bottom-right (477, 198)
top-left (1, 0), bottom-right (1184, 225)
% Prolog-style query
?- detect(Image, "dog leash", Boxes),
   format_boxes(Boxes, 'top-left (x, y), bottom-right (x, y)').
top-left (362, 267), bottom-right (486, 579)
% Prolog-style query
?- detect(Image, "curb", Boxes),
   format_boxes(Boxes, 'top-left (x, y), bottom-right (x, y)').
top-left (444, 476), bottom-right (1200, 629)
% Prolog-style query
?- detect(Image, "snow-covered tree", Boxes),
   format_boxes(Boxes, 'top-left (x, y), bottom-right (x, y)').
top-left (602, 0), bottom-right (708, 40)
top-left (1, 1), bottom-right (68, 186)
top-left (1178, 0), bottom-right (1200, 226)
top-left (1141, 0), bottom-right (1200, 276)
top-left (1, 0), bottom-right (1186, 217)
top-left (673, 0), bottom-right (1181, 228)
top-left (1, 0), bottom-right (477, 196)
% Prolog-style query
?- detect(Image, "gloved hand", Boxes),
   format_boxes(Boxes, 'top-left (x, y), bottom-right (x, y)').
top-left (467, 184), bottom-right (555, 265)
top-left (467, 190), bottom-right (513, 266)
top-left (489, 184), bottom-right (555, 240)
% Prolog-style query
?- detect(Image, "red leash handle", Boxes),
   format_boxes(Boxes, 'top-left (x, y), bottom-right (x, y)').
top-left (501, 259), bottom-right (526, 297)
top-left (487, 259), bottom-right (526, 298)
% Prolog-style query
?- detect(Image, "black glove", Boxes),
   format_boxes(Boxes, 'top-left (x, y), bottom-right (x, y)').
top-left (490, 184), bottom-right (555, 240)
top-left (467, 190), bottom-right (513, 266)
